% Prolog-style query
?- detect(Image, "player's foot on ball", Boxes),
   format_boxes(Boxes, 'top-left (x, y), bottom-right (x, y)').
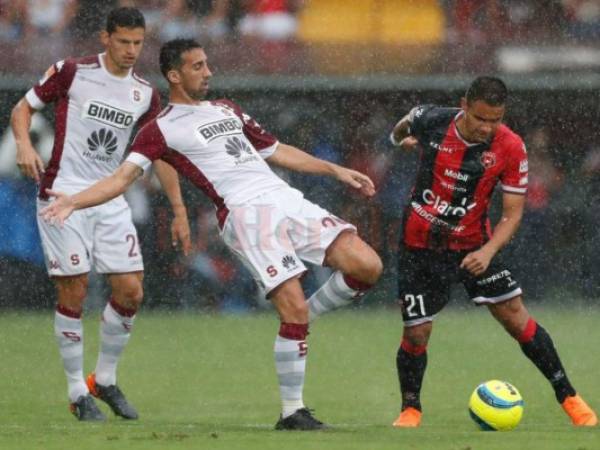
top-left (70, 394), bottom-right (106, 421)
top-left (87, 373), bottom-right (139, 420)
top-left (275, 408), bottom-right (328, 430)
top-left (561, 394), bottom-right (598, 426)
top-left (393, 407), bottom-right (422, 427)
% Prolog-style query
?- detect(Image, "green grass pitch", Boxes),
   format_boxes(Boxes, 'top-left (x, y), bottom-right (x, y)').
top-left (0, 305), bottom-right (598, 450)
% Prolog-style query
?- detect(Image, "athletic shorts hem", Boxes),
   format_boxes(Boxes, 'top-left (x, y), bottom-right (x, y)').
top-left (403, 315), bottom-right (437, 327)
top-left (471, 288), bottom-right (522, 305)
top-left (48, 269), bottom-right (91, 277)
top-left (264, 268), bottom-right (308, 297)
top-left (95, 266), bottom-right (145, 275)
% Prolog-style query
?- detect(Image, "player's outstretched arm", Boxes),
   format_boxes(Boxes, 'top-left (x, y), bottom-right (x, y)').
top-left (390, 114), bottom-right (419, 151)
top-left (267, 143), bottom-right (375, 197)
top-left (154, 160), bottom-right (192, 256)
top-left (10, 98), bottom-right (45, 183)
top-left (41, 162), bottom-right (143, 226)
top-left (460, 192), bottom-right (525, 275)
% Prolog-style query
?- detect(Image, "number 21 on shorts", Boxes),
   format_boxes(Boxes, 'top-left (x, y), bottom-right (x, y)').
top-left (404, 294), bottom-right (426, 317)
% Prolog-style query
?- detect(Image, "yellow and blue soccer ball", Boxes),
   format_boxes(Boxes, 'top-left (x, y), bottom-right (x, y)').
top-left (468, 380), bottom-right (524, 431)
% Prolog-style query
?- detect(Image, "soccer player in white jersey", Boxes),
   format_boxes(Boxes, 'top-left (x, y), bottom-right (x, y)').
top-left (10, 9), bottom-right (191, 421)
top-left (41, 38), bottom-right (383, 430)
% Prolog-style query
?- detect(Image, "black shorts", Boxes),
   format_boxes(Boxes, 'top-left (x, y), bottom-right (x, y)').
top-left (397, 245), bottom-right (522, 326)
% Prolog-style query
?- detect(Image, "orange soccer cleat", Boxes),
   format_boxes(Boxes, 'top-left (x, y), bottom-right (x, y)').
top-left (561, 394), bottom-right (598, 426)
top-left (392, 407), bottom-right (422, 428)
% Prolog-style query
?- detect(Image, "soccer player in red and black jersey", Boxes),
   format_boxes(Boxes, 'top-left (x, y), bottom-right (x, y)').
top-left (389, 77), bottom-right (597, 428)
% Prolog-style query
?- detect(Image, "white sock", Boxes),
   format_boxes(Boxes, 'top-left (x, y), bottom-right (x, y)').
top-left (94, 302), bottom-right (135, 387)
top-left (54, 310), bottom-right (88, 402)
top-left (275, 324), bottom-right (308, 418)
top-left (307, 271), bottom-right (367, 321)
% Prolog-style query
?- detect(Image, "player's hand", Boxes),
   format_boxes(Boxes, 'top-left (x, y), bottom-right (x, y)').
top-left (171, 211), bottom-right (192, 256)
top-left (460, 248), bottom-right (494, 276)
top-left (39, 189), bottom-right (75, 227)
top-left (334, 167), bottom-right (376, 197)
top-left (16, 144), bottom-right (45, 183)
top-left (399, 136), bottom-right (419, 151)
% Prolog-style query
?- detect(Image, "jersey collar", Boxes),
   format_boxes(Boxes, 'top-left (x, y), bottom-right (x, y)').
top-left (98, 53), bottom-right (133, 82)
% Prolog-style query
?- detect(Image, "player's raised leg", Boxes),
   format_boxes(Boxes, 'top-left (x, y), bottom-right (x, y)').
top-left (489, 296), bottom-right (598, 426)
top-left (270, 277), bottom-right (326, 430)
top-left (54, 275), bottom-right (106, 421)
top-left (307, 231), bottom-right (382, 321)
top-left (88, 271), bottom-right (143, 420)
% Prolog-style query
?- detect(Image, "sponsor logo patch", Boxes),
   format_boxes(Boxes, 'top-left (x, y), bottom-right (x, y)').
top-left (196, 118), bottom-right (243, 143)
top-left (480, 151), bottom-right (496, 169)
top-left (519, 160), bottom-right (528, 173)
top-left (83, 100), bottom-right (135, 129)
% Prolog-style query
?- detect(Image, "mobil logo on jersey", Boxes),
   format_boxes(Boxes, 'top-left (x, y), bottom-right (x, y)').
top-left (83, 100), bottom-right (135, 129)
top-left (422, 189), bottom-right (476, 217)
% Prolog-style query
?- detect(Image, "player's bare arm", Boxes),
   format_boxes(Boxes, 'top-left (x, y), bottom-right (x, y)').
top-left (460, 192), bottom-right (525, 276)
top-left (10, 98), bottom-right (45, 183)
top-left (41, 162), bottom-right (142, 226)
top-left (390, 114), bottom-right (418, 151)
top-left (154, 160), bottom-right (192, 256)
top-left (267, 143), bottom-right (376, 197)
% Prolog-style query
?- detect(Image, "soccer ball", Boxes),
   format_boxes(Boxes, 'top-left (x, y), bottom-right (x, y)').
top-left (468, 380), bottom-right (524, 431)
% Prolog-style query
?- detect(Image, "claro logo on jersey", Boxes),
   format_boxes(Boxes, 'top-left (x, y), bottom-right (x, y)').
top-left (83, 100), bottom-right (135, 129)
top-left (422, 189), bottom-right (476, 217)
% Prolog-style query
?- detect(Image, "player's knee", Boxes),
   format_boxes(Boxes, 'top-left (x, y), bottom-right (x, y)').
top-left (403, 323), bottom-right (432, 347)
top-left (116, 281), bottom-right (144, 307)
top-left (275, 296), bottom-right (308, 323)
top-left (346, 245), bottom-right (383, 286)
top-left (125, 284), bottom-right (144, 306)
top-left (285, 300), bottom-right (309, 322)
top-left (362, 252), bottom-right (383, 284)
top-left (55, 276), bottom-right (88, 305)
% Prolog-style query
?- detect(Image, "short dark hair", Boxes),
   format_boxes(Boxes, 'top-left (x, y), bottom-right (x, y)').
top-left (159, 39), bottom-right (203, 79)
top-left (106, 7), bottom-right (145, 34)
top-left (465, 76), bottom-right (507, 106)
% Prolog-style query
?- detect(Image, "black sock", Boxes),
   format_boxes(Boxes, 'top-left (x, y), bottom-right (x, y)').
top-left (519, 321), bottom-right (576, 403)
top-left (396, 342), bottom-right (427, 411)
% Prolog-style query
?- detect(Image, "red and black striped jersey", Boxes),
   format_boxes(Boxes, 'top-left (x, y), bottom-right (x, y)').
top-left (402, 105), bottom-right (528, 251)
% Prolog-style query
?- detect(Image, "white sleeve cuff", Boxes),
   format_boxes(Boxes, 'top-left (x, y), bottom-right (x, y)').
top-left (501, 184), bottom-right (527, 194)
top-left (125, 152), bottom-right (153, 173)
top-left (25, 89), bottom-right (45, 110)
top-left (259, 141), bottom-right (279, 159)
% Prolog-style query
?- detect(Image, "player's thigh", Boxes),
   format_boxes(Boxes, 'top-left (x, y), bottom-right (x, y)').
top-left (462, 255), bottom-right (522, 306)
top-left (398, 247), bottom-right (452, 327)
top-left (324, 231), bottom-right (382, 282)
top-left (221, 203), bottom-right (307, 296)
top-left (93, 203), bottom-right (144, 275)
top-left (36, 199), bottom-right (92, 276)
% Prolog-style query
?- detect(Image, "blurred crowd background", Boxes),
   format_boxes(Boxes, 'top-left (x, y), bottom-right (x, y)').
top-left (1, 0), bottom-right (600, 311)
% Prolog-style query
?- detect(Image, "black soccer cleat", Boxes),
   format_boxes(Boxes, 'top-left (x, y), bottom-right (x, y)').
top-left (87, 373), bottom-right (139, 420)
top-left (69, 394), bottom-right (107, 421)
top-left (275, 408), bottom-right (328, 431)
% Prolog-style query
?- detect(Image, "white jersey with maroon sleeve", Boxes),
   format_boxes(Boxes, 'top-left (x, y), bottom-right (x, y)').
top-left (126, 99), bottom-right (288, 226)
top-left (26, 53), bottom-right (161, 199)
top-left (126, 100), bottom-right (356, 292)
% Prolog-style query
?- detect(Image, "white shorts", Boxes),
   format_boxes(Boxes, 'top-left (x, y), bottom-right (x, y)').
top-left (36, 196), bottom-right (144, 276)
top-left (221, 187), bottom-right (356, 294)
